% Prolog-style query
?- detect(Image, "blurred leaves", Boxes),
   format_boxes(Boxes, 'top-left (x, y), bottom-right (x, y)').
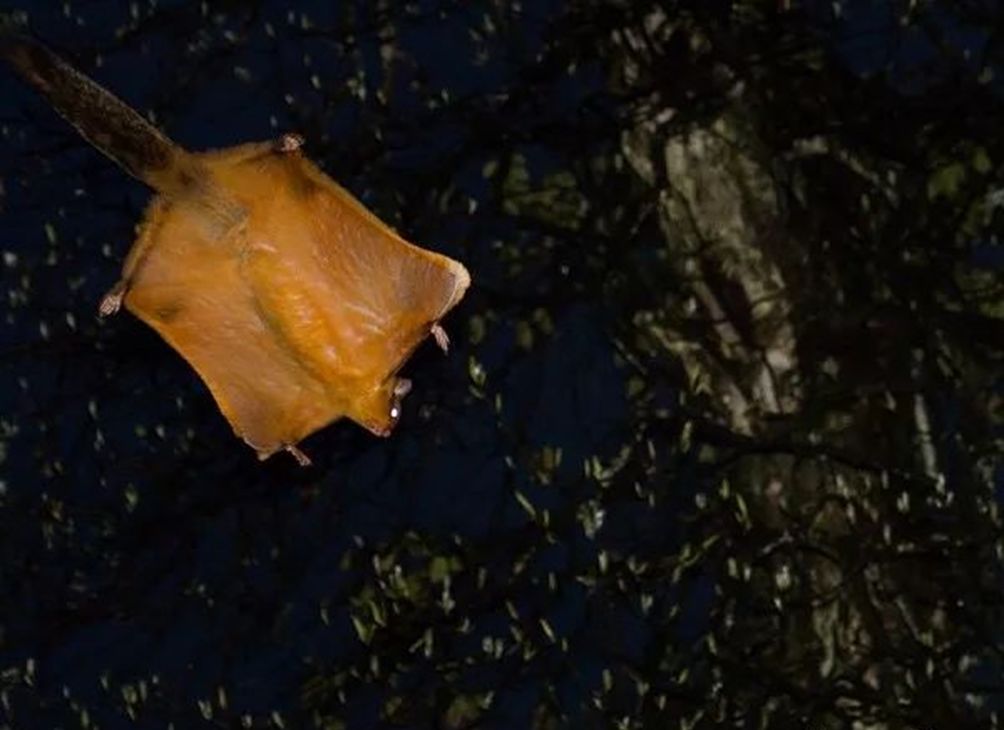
top-left (0, 1), bottom-right (1002, 729)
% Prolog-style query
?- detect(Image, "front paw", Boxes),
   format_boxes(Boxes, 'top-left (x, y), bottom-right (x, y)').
top-left (431, 323), bottom-right (450, 353)
top-left (98, 281), bottom-right (126, 317)
top-left (276, 133), bottom-right (304, 153)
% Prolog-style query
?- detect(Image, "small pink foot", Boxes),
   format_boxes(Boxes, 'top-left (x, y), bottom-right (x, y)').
top-left (98, 281), bottom-right (126, 317)
top-left (431, 323), bottom-right (450, 353)
top-left (285, 444), bottom-right (312, 467)
top-left (276, 133), bottom-right (304, 153)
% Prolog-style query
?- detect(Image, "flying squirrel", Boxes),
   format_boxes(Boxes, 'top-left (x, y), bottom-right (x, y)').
top-left (0, 26), bottom-right (471, 466)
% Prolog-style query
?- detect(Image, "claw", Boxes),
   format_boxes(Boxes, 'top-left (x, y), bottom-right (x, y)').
top-left (285, 444), bottom-right (312, 467)
top-left (99, 281), bottom-right (126, 317)
top-left (276, 133), bottom-right (304, 153)
top-left (431, 323), bottom-right (450, 353)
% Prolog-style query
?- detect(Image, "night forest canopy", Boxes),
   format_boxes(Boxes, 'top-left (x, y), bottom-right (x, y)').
top-left (0, 1), bottom-right (1002, 728)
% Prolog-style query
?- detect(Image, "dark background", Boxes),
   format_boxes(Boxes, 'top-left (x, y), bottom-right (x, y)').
top-left (0, 1), bottom-right (1002, 728)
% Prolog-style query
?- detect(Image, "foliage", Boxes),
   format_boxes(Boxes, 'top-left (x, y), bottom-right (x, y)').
top-left (0, 1), bottom-right (1001, 729)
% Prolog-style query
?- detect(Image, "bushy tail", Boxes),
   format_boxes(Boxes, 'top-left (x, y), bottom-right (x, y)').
top-left (0, 23), bottom-right (199, 196)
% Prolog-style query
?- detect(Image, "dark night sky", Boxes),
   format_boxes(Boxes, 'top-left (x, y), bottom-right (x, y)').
top-left (0, 3), bottom-right (642, 727)
top-left (1, 1), bottom-right (1000, 728)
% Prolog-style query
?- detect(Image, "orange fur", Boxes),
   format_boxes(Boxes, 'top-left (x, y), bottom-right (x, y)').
top-left (123, 143), bottom-right (469, 460)
top-left (1, 32), bottom-right (470, 463)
